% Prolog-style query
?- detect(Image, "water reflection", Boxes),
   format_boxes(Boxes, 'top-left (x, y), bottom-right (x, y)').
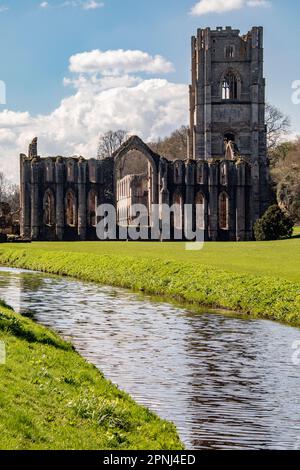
top-left (0, 267), bottom-right (299, 450)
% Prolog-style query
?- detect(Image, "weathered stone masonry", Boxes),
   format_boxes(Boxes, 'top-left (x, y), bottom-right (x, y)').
top-left (188, 26), bottom-right (270, 224)
top-left (20, 135), bottom-right (252, 241)
top-left (20, 26), bottom-right (270, 242)
top-left (20, 141), bottom-right (114, 241)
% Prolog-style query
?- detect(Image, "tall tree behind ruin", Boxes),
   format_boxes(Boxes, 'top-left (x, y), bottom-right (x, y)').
top-left (97, 130), bottom-right (129, 159)
top-left (0, 171), bottom-right (20, 213)
top-left (0, 172), bottom-right (5, 202)
top-left (271, 138), bottom-right (300, 222)
top-left (266, 103), bottom-right (291, 153)
top-left (148, 126), bottom-right (188, 160)
top-left (265, 104), bottom-right (299, 221)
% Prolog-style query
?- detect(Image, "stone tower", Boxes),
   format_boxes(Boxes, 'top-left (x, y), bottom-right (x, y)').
top-left (188, 26), bottom-right (270, 224)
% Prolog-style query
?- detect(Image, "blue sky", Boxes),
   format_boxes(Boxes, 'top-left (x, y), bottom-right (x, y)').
top-left (0, 0), bottom-right (299, 180)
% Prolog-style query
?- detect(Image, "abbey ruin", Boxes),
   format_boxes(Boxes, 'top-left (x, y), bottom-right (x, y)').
top-left (20, 26), bottom-right (270, 242)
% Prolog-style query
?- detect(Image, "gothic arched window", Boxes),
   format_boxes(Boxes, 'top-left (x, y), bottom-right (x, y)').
top-left (88, 190), bottom-right (97, 227)
top-left (89, 160), bottom-right (97, 183)
top-left (225, 45), bottom-right (235, 59)
top-left (172, 192), bottom-right (183, 231)
top-left (195, 192), bottom-right (205, 230)
top-left (45, 161), bottom-right (54, 183)
top-left (67, 161), bottom-right (75, 182)
top-left (222, 72), bottom-right (238, 100)
top-left (219, 192), bottom-right (229, 229)
top-left (220, 162), bottom-right (228, 185)
top-left (66, 190), bottom-right (76, 227)
top-left (174, 162), bottom-right (183, 184)
top-left (43, 190), bottom-right (55, 226)
top-left (197, 162), bottom-right (205, 184)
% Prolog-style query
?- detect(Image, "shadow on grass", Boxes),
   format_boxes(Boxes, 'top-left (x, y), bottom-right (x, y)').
top-left (0, 310), bottom-right (73, 351)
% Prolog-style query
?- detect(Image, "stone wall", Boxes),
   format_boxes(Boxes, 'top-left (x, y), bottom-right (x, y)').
top-left (20, 136), bottom-right (252, 242)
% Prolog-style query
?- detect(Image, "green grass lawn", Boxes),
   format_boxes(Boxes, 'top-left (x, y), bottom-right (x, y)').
top-left (0, 237), bottom-right (299, 324)
top-left (3, 232), bottom-right (300, 282)
top-left (0, 302), bottom-right (183, 450)
top-left (293, 226), bottom-right (300, 237)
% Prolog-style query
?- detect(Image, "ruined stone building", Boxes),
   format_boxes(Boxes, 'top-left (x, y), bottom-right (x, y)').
top-left (188, 26), bottom-right (270, 226)
top-left (20, 27), bottom-right (270, 242)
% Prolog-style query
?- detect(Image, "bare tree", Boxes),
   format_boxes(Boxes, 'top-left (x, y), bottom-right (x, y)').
top-left (271, 137), bottom-right (300, 222)
top-left (6, 184), bottom-right (20, 213)
top-left (266, 103), bottom-right (291, 153)
top-left (0, 171), bottom-right (5, 202)
top-left (97, 130), bottom-right (129, 159)
top-left (0, 171), bottom-right (20, 212)
top-left (0, 171), bottom-right (7, 202)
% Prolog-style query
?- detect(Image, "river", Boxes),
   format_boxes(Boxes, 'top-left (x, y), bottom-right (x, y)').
top-left (0, 266), bottom-right (300, 450)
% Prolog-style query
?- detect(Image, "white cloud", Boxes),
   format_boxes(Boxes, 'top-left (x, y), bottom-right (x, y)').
top-left (81, 1), bottom-right (104, 9)
top-left (247, 0), bottom-right (270, 6)
top-left (190, 0), bottom-right (270, 15)
top-left (0, 129), bottom-right (16, 144)
top-left (69, 49), bottom-right (174, 76)
top-left (0, 5), bottom-right (8, 12)
top-left (40, 1), bottom-right (104, 10)
top-left (0, 50), bottom-right (187, 182)
top-left (0, 110), bottom-right (31, 128)
top-left (63, 73), bottom-right (142, 91)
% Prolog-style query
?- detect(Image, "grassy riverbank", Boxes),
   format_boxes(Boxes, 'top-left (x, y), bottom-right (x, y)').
top-left (0, 301), bottom-right (183, 450)
top-left (0, 237), bottom-right (299, 325)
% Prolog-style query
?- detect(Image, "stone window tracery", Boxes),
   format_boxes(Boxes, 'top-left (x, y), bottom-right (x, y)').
top-left (88, 190), bottom-right (97, 227)
top-left (66, 190), bottom-right (76, 227)
top-left (172, 192), bottom-right (183, 231)
top-left (195, 192), bottom-right (205, 230)
top-left (43, 190), bottom-right (55, 226)
top-left (222, 72), bottom-right (238, 100)
top-left (225, 45), bottom-right (235, 59)
top-left (219, 192), bottom-right (229, 229)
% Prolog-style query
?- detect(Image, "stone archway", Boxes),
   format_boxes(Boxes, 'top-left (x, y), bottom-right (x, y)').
top-left (65, 189), bottom-right (77, 227)
top-left (113, 136), bottom-right (159, 227)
